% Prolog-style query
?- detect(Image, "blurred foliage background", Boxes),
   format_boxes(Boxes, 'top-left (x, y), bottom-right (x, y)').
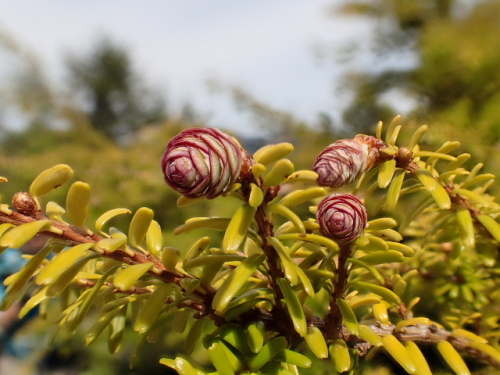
top-left (1, 0), bottom-right (500, 374)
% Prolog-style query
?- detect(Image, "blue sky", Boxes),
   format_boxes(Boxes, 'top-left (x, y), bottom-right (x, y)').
top-left (0, 1), bottom-right (414, 136)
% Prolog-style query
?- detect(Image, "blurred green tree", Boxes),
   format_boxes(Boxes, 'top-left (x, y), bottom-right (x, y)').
top-left (65, 37), bottom-right (167, 143)
top-left (336, 0), bottom-right (500, 155)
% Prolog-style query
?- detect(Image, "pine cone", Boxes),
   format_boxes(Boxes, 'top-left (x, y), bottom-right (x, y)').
top-left (161, 128), bottom-right (242, 199)
top-left (317, 193), bottom-right (367, 244)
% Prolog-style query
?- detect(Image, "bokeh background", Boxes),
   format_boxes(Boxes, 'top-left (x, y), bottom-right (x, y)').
top-left (0, 0), bottom-right (499, 374)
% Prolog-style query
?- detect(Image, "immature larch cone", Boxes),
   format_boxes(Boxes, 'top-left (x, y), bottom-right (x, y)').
top-left (161, 128), bottom-right (242, 199)
top-left (317, 193), bottom-right (367, 244)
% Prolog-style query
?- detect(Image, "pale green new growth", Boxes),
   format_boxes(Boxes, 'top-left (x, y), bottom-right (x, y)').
top-left (2, 117), bottom-right (500, 374)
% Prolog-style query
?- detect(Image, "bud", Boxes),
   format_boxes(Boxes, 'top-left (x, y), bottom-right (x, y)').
top-left (317, 194), bottom-right (367, 244)
top-left (313, 135), bottom-right (388, 189)
top-left (161, 128), bottom-right (242, 199)
top-left (12, 192), bottom-right (38, 216)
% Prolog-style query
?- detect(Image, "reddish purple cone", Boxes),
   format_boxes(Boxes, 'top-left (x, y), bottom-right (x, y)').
top-left (317, 194), bottom-right (367, 244)
top-left (161, 128), bottom-right (242, 199)
top-left (313, 138), bottom-right (369, 189)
